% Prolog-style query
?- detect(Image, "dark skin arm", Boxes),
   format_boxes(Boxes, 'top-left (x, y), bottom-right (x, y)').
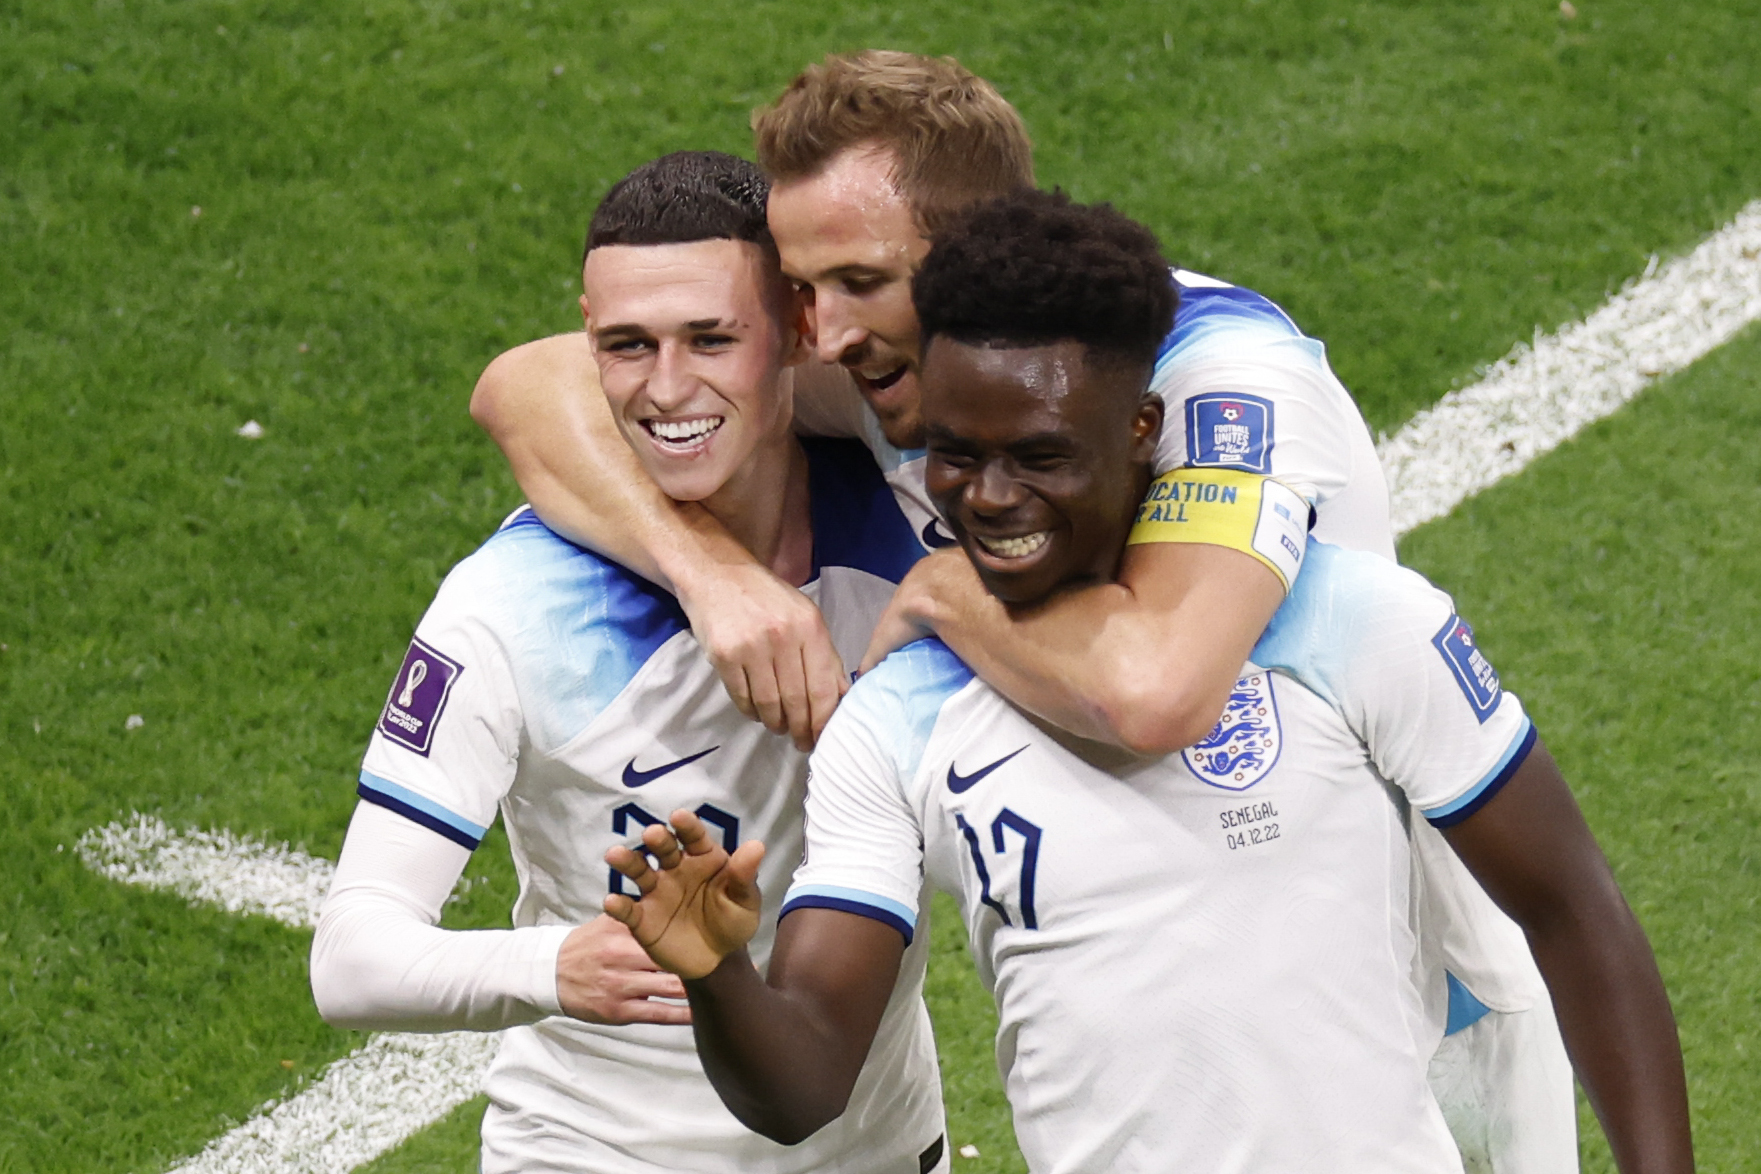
top-left (861, 540), bottom-right (1284, 754)
top-left (603, 812), bottom-right (903, 1144)
top-left (1445, 741), bottom-right (1694, 1174)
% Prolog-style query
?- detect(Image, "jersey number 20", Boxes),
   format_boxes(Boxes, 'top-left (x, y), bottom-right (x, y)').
top-left (608, 801), bottom-right (740, 897)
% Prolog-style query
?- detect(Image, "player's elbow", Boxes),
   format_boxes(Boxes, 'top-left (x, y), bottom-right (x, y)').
top-left (1096, 674), bottom-right (1220, 757)
top-left (469, 350), bottom-right (520, 439)
top-left (309, 926), bottom-right (373, 1029)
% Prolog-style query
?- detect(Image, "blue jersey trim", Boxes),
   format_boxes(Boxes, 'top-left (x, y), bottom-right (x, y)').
top-left (803, 437), bottom-right (924, 584)
top-left (358, 770), bottom-right (488, 850)
top-left (1444, 972), bottom-right (1494, 1035)
top-left (1424, 720), bottom-right (1537, 828)
top-left (781, 887), bottom-right (916, 945)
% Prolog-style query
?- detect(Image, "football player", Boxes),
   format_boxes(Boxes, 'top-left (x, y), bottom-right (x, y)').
top-left (605, 190), bottom-right (1694, 1174)
top-left (309, 152), bottom-right (947, 1174)
top-left (471, 51), bottom-right (1573, 1169)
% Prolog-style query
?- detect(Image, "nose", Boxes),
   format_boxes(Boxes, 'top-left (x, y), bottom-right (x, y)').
top-left (965, 460), bottom-right (1029, 517)
top-left (811, 289), bottom-right (868, 365)
top-left (645, 340), bottom-right (695, 410)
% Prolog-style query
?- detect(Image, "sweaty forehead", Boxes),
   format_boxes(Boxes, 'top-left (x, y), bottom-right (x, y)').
top-left (921, 338), bottom-right (1097, 438)
top-left (767, 149), bottom-right (925, 271)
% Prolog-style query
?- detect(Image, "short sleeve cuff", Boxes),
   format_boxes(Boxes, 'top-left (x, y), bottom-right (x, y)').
top-left (358, 770), bottom-right (490, 850)
top-left (1423, 720), bottom-right (1537, 829)
top-left (781, 884), bottom-right (917, 946)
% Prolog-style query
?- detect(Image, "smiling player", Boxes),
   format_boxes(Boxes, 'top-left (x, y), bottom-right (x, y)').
top-left (471, 52), bottom-right (1574, 1169)
top-left (309, 152), bottom-right (945, 1174)
top-left (605, 190), bottom-right (1693, 1174)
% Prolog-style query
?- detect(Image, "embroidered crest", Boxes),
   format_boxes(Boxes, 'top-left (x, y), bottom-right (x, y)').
top-left (1182, 672), bottom-right (1282, 790)
top-left (1186, 392), bottom-right (1274, 473)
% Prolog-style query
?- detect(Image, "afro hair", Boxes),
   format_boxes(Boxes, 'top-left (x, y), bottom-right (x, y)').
top-left (912, 188), bottom-right (1175, 369)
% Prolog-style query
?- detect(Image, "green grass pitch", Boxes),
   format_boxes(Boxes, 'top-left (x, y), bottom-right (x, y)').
top-left (2, 1), bottom-right (1758, 1170)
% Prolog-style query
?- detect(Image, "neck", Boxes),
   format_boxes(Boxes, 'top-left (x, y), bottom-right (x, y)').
top-left (699, 433), bottom-right (813, 588)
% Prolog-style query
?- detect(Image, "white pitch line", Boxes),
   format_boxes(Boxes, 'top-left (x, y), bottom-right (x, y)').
top-left (1381, 198), bottom-right (1761, 535)
top-left (79, 198), bottom-right (1761, 1174)
top-left (77, 814), bottom-right (333, 930)
top-left (163, 1031), bottom-right (500, 1174)
top-left (79, 815), bottom-right (496, 1172)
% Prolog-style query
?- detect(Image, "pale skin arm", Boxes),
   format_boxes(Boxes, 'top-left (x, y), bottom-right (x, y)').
top-left (470, 335), bottom-right (846, 749)
top-left (862, 540), bottom-right (1285, 756)
top-left (556, 914), bottom-right (689, 1025)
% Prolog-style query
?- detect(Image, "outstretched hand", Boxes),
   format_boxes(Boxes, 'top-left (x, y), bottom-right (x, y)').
top-left (604, 811), bottom-right (766, 981)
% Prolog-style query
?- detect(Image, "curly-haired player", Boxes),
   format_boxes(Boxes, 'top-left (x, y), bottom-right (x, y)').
top-left (472, 52), bottom-right (1578, 1171)
top-left (603, 191), bottom-right (1693, 1174)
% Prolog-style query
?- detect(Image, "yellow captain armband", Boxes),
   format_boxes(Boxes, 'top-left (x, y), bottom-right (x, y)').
top-left (1126, 468), bottom-right (1311, 592)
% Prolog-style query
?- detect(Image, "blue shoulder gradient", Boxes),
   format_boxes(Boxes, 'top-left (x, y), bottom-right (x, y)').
top-left (1249, 540), bottom-right (1385, 707)
top-left (460, 510), bottom-right (690, 750)
top-left (1252, 541), bottom-right (1536, 826)
top-left (1154, 272), bottom-right (1329, 376)
top-left (803, 437), bottom-right (924, 583)
top-left (841, 637), bottom-right (975, 786)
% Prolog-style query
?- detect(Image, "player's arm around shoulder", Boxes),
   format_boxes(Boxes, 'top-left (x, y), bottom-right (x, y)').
top-left (1317, 564), bottom-right (1693, 1173)
top-left (863, 470), bottom-right (1304, 756)
top-left (469, 335), bottom-right (846, 751)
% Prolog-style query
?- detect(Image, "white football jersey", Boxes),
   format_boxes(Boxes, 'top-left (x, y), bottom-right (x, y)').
top-left (358, 438), bottom-right (947, 1174)
top-left (786, 542), bottom-right (1538, 1173)
top-left (792, 268), bottom-right (1395, 559)
top-left (796, 268), bottom-right (1546, 1046)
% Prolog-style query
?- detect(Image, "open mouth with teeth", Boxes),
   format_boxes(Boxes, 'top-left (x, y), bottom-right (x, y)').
top-left (853, 364), bottom-right (909, 394)
top-left (974, 532), bottom-right (1050, 560)
top-left (642, 416), bottom-right (723, 449)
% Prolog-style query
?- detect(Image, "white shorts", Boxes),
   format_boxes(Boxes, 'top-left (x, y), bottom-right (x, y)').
top-left (1428, 998), bottom-right (1578, 1174)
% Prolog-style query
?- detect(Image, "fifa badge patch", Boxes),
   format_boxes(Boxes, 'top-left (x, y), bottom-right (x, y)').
top-left (1186, 392), bottom-right (1273, 474)
top-left (1182, 672), bottom-right (1282, 791)
top-left (378, 637), bottom-right (464, 756)
top-left (1432, 615), bottom-right (1501, 723)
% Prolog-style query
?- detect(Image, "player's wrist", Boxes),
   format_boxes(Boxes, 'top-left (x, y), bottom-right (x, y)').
top-left (683, 946), bottom-right (756, 989)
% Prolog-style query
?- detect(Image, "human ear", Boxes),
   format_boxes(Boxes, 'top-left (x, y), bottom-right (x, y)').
top-left (780, 281), bottom-right (814, 367)
top-left (1130, 393), bottom-right (1164, 461)
top-left (578, 293), bottom-right (592, 334)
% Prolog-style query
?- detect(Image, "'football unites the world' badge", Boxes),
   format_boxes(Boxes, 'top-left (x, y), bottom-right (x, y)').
top-left (1182, 672), bottom-right (1282, 790)
top-left (377, 637), bottom-right (464, 756)
top-left (1432, 614), bottom-right (1502, 724)
top-left (1186, 392), bottom-right (1274, 474)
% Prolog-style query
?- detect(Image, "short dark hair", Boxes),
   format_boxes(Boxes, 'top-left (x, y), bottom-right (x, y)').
top-left (913, 189), bottom-right (1176, 370)
top-left (585, 151), bottom-right (773, 260)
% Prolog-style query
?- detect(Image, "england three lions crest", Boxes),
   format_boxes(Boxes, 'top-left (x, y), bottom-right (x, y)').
top-left (1181, 672), bottom-right (1282, 790)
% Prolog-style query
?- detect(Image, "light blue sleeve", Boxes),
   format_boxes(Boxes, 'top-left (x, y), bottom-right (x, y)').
top-left (1252, 542), bottom-right (1536, 823)
top-left (781, 641), bottom-right (973, 943)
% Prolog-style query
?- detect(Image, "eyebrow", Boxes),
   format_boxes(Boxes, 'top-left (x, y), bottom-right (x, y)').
top-left (594, 318), bottom-right (732, 339)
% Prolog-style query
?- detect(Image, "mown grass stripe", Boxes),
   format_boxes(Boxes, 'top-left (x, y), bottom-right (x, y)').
top-left (1381, 200), bottom-right (1761, 536)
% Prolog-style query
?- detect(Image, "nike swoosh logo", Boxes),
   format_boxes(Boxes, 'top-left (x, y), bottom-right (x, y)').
top-left (947, 746), bottom-right (1027, 794)
top-left (623, 746), bottom-right (719, 788)
top-left (921, 518), bottom-right (959, 549)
